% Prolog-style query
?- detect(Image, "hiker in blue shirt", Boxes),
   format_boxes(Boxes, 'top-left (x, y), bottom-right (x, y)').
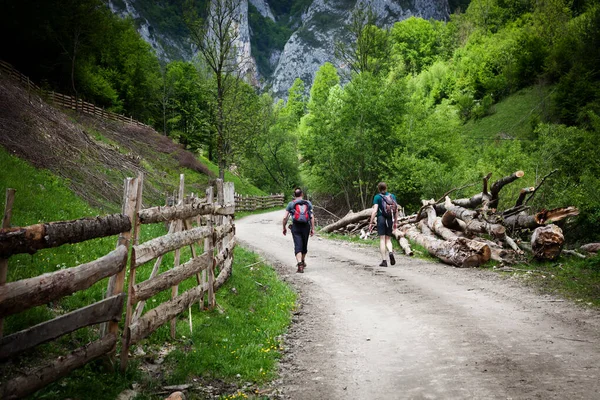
top-left (368, 182), bottom-right (399, 267)
top-left (282, 188), bottom-right (315, 273)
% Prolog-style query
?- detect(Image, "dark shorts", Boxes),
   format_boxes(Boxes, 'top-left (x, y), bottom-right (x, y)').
top-left (291, 223), bottom-right (311, 254)
top-left (377, 215), bottom-right (393, 236)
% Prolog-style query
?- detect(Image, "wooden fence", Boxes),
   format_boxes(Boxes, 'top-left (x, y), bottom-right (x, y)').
top-left (0, 60), bottom-right (151, 129)
top-left (234, 193), bottom-right (285, 211)
top-left (0, 175), bottom-right (235, 397)
top-left (119, 175), bottom-right (235, 370)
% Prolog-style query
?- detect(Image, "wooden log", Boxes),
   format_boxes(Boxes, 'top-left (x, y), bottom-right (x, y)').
top-left (132, 254), bottom-right (211, 304)
top-left (214, 223), bottom-right (235, 243)
top-left (0, 245), bottom-right (128, 318)
top-left (214, 237), bottom-right (236, 267)
top-left (170, 174), bottom-right (185, 339)
top-left (503, 207), bottom-right (579, 231)
top-left (0, 214), bottom-right (131, 257)
top-left (443, 197), bottom-right (506, 239)
top-left (214, 244), bottom-right (234, 289)
top-left (563, 249), bottom-right (586, 259)
top-left (321, 208), bottom-right (372, 233)
top-left (120, 174), bottom-right (144, 371)
top-left (0, 294), bottom-right (124, 360)
top-left (391, 229), bottom-right (413, 256)
top-left (580, 243), bottom-right (600, 254)
top-left (515, 187), bottom-right (536, 207)
top-left (531, 224), bottom-right (564, 260)
top-left (202, 186), bottom-right (214, 310)
top-left (221, 182), bottom-right (235, 277)
top-left (0, 334), bottom-right (117, 400)
top-left (132, 214), bottom-right (181, 322)
top-left (1, 188), bottom-right (16, 337)
top-left (104, 177), bottom-right (138, 339)
top-left (138, 201), bottom-right (217, 224)
top-left (132, 226), bottom-right (211, 267)
top-left (404, 224), bottom-right (491, 267)
top-left (440, 210), bottom-right (467, 232)
top-left (424, 206), bottom-right (460, 241)
top-left (128, 284), bottom-right (206, 345)
top-left (489, 170), bottom-right (524, 207)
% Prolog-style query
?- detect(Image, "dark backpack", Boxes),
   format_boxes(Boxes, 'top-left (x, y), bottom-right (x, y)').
top-left (380, 193), bottom-right (397, 218)
top-left (292, 200), bottom-right (310, 224)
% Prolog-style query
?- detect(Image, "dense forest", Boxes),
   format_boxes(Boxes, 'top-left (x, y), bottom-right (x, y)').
top-left (1, 0), bottom-right (599, 240)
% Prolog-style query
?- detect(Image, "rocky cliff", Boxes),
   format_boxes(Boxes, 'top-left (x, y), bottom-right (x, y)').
top-left (110, 0), bottom-right (450, 98)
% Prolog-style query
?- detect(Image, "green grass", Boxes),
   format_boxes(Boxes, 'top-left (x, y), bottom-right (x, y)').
top-left (487, 255), bottom-right (600, 307)
top-left (0, 148), bottom-right (296, 399)
top-left (462, 85), bottom-right (553, 141)
top-left (198, 155), bottom-right (267, 197)
top-left (162, 247), bottom-right (296, 386)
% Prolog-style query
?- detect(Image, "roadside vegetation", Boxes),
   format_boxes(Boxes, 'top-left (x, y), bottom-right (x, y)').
top-left (0, 144), bottom-right (295, 399)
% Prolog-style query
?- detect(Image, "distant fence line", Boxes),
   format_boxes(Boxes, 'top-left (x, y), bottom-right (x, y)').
top-left (0, 175), bottom-right (235, 399)
top-left (234, 193), bottom-right (285, 211)
top-left (0, 60), bottom-right (151, 129)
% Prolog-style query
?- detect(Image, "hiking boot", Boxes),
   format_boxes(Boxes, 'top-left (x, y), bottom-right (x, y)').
top-left (389, 252), bottom-right (396, 266)
top-left (378, 260), bottom-right (388, 267)
top-left (296, 262), bottom-right (305, 273)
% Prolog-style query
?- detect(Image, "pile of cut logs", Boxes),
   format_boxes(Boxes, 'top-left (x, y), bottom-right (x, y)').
top-left (321, 171), bottom-right (588, 267)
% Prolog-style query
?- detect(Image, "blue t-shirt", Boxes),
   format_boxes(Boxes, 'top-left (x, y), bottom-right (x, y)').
top-left (373, 192), bottom-right (397, 217)
top-left (286, 199), bottom-right (313, 222)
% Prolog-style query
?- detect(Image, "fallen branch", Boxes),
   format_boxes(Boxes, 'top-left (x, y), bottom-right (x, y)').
top-left (525, 169), bottom-right (558, 205)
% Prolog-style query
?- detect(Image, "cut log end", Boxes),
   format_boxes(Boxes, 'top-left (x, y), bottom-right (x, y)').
top-left (531, 224), bottom-right (564, 261)
top-left (515, 170), bottom-right (525, 178)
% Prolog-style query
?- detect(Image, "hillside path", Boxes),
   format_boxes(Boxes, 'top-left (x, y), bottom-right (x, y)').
top-left (236, 210), bottom-right (600, 400)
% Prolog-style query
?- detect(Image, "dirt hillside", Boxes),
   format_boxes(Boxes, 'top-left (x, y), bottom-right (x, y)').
top-left (0, 75), bottom-right (213, 211)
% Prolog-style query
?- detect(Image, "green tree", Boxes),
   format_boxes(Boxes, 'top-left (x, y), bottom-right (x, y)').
top-left (334, 4), bottom-right (390, 76)
top-left (163, 61), bottom-right (212, 151)
top-left (186, 0), bottom-right (255, 179)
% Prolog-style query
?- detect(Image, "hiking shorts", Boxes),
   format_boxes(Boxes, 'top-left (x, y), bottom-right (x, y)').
top-left (377, 215), bottom-right (394, 236)
top-left (291, 223), bottom-right (311, 254)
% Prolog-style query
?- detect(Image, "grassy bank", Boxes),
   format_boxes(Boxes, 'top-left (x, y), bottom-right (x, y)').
top-left (0, 148), bottom-right (296, 399)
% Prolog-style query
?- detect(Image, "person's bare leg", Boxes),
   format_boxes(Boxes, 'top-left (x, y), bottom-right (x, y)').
top-left (379, 236), bottom-right (387, 260)
top-left (385, 236), bottom-right (393, 252)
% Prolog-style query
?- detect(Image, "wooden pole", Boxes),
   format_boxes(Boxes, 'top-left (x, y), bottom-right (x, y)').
top-left (0, 188), bottom-right (16, 337)
top-left (102, 178), bottom-right (135, 339)
top-left (170, 174), bottom-right (185, 339)
top-left (120, 174), bottom-right (144, 372)
top-left (206, 185), bottom-right (215, 309)
top-left (200, 187), bottom-right (213, 309)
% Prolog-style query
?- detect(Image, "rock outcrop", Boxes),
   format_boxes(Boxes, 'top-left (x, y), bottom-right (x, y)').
top-left (109, 0), bottom-right (450, 98)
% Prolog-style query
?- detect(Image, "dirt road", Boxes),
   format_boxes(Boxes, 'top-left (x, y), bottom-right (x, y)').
top-left (237, 210), bottom-right (600, 400)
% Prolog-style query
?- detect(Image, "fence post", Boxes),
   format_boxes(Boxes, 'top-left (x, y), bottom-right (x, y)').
top-left (223, 182), bottom-right (235, 278)
top-left (205, 185), bottom-right (215, 309)
top-left (170, 174), bottom-right (185, 338)
top-left (0, 188), bottom-right (16, 338)
top-left (120, 173), bottom-right (144, 372)
top-left (101, 178), bottom-right (137, 342)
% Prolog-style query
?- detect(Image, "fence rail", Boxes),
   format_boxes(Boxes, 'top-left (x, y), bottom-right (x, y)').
top-left (234, 193), bottom-right (285, 211)
top-left (0, 60), bottom-right (151, 129)
top-left (0, 175), bottom-right (236, 398)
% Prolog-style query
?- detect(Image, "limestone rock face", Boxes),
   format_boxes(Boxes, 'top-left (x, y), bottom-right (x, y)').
top-left (250, 0), bottom-right (275, 20)
top-left (270, 0), bottom-right (449, 98)
top-left (110, 0), bottom-right (450, 97)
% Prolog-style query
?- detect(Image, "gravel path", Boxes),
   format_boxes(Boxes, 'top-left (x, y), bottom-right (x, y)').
top-left (237, 210), bottom-right (600, 400)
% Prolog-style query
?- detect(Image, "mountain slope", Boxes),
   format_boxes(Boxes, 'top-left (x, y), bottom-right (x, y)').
top-left (0, 75), bottom-right (264, 213)
top-left (110, 0), bottom-right (450, 97)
